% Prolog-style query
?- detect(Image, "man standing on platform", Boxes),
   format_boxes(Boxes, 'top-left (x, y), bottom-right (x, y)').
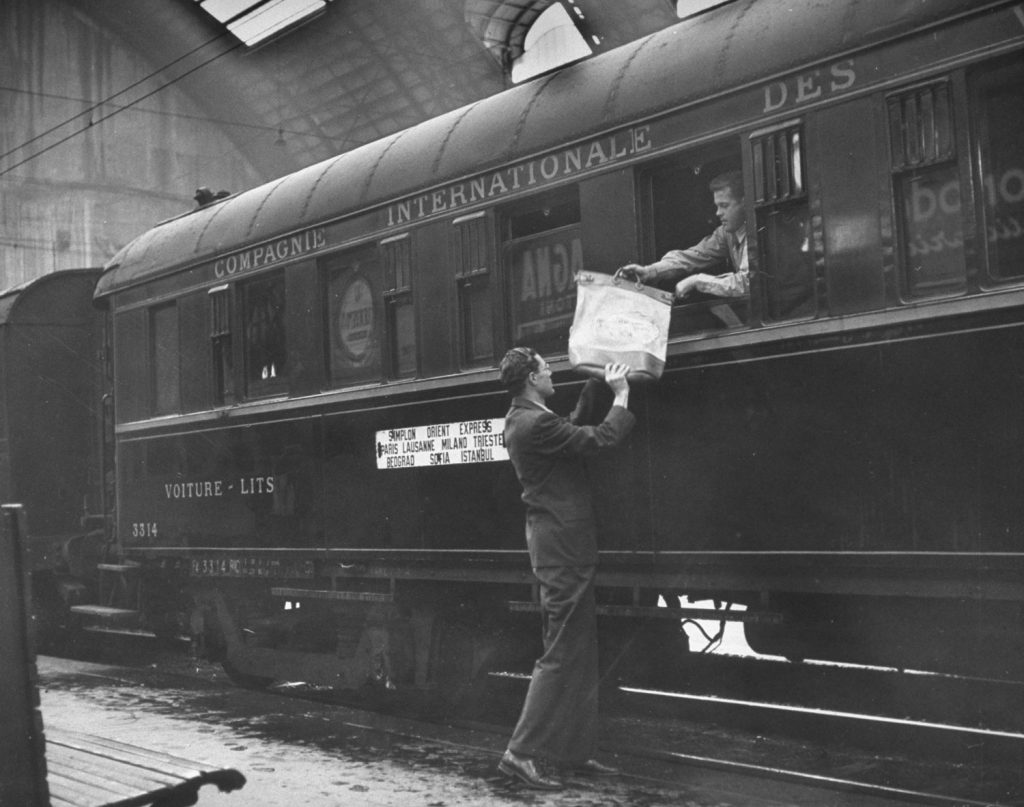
top-left (496, 348), bottom-right (635, 790)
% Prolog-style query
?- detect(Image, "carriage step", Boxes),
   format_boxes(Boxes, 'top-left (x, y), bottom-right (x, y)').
top-left (508, 601), bottom-right (783, 624)
top-left (271, 586), bottom-right (394, 603)
top-left (69, 605), bottom-right (140, 621)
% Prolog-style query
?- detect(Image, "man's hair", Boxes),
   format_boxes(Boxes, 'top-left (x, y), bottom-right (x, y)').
top-left (709, 170), bottom-right (744, 200)
top-left (499, 347), bottom-right (538, 394)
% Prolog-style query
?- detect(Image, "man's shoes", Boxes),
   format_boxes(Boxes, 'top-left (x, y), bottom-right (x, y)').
top-left (574, 758), bottom-right (619, 776)
top-left (497, 750), bottom-right (564, 790)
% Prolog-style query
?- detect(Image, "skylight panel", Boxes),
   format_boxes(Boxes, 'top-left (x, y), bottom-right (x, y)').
top-left (511, 2), bottom-right (592, 84)
top-left (676, 0), bottom-right (735, 20)
top-left (196, 0), bottom-right (329, 47)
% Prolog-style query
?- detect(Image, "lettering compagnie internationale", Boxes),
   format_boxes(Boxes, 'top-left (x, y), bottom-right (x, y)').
top-left (164, 476), bottom-right (275, 499)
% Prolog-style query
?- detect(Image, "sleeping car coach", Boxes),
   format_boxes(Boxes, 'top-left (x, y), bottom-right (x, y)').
top-left (54, 0), bottom-right (1024, 697)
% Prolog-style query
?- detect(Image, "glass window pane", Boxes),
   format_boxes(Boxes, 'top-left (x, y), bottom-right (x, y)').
top-left (899, 165), bottom-right (967, 297)
top-left (326, 252), bottom-right (381, 386)
top-left (505, 225), bottom-right (580, 356)
top-left (243, 273), bottom-right (287, 395)
top-left (973, 61), bottom-right (1024, 280)
top-left (760, 203), bottom-right (816, 321)
top-left (391, 299), bottom-right (417, 378)
top-left (151, 304), bottom-right (180, 415)
top-left (209, 288), bottom-right (233, 405)
top-left (461, 276), bottom-right (493, 364)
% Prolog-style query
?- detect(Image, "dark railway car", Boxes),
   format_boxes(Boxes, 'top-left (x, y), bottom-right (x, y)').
top-left (89, 0), bottom-right (1024, 690)
top-left (0, 270), bottom-right (107, 634)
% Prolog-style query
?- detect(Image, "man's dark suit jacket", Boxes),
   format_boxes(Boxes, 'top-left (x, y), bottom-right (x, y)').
top-left (504, 381), bottom-right (635, 568)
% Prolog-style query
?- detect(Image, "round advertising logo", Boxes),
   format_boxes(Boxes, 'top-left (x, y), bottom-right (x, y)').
top-left (336, 275), bottom-right (375, 362)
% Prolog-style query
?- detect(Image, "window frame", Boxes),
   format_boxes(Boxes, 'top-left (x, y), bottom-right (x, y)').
top-left (750, 119), bottom-right (818, 323)
top-left (149, 301), bottom-right (181, 416)
top-left (452, 211), bottom-right (497, 368)
top-left (322, 245), bottom-right (383, 389)
top-left (380, 233), bottom-right (418, 380)
top-left (208, 283), bottom-right (235, 406)
top-left (886, 79), bottom-right (969, 300)
top-left (499, 187), bottom-right (582, 357)
top-left (967, 57), bottom-right (1024, 287)
top-left (635, 140), bottom-right (750, 334)
top-left (240, 270), bottom-right (288, 399)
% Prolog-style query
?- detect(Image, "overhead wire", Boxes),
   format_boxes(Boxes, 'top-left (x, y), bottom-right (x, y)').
top-left (0, 37), bottom-right (245, 178)
top-left (0, 0), bottom-right (327, 179)
top-left (0, 32), bottom-right (230, 166)
top-left (1, 1), bottom-right (510, 181)
top-left (0, 84), bottom-right (315, 142)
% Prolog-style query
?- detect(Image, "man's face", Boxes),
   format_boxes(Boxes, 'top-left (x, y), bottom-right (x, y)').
top-left (530, 355), bottom-right (555, 400)
top-left (713, 188), bottom-right (745, 234)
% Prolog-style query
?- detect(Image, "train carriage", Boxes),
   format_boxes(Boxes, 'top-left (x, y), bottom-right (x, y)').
top-left (0, 270), bottom-right (107, 637)
top-left (91, 0), bottom-right (1024, 690)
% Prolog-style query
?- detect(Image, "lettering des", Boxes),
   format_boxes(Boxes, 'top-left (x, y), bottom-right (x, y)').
top-left (763, 59), bottom-right (856, 113)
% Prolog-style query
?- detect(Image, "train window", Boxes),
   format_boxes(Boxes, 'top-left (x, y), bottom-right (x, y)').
top-left (751, 123), bottom-right (816, 321)
top-left (453, 212), bottom-right (494, 366)
top-left (241, 271), bottom-right (287, 397)
top-left (324, 247), bottom-right (382, 386)
top-left (381, 234), bottom-right (417, 378)
top-left (887, 82), bottom-right (966, 298)
top-left (149, 302), bottom-right (180, 415)
top-left (209, 285), bottom-right (233, 405)
top-left (970, 58), bottom-right (1024, 281)
top-left (640, 145), bottom-right (749, 334)
top-left (502, 189), bottom-right (580, 355)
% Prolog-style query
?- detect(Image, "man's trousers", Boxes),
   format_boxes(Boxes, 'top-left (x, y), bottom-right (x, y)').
top-left (507, 564), bottom-right (598, 765)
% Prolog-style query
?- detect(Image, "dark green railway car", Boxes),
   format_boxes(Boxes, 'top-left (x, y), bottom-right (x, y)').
top-left (90, 0), bottom-right (1024, 689)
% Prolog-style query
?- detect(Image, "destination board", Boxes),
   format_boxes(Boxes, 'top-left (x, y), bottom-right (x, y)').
top-left (376, 418), bottom-right (508, 469)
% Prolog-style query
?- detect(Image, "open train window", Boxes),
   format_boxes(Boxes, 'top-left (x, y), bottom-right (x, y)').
top-left (970, 58), bottom-right (1024, 282)
top-left (452, 212), bottom-right (495, 366)
top-left (241, 271), bottom-right (287, 398)
top-left (150, 302), bottom-right (180, 415)
top-left (888, 81), bottom-right (966, 298)
top-left (751, 122), bottom-right (816, 321)
top-left (381, 234), bottom-right (417, 378)
top-left (324, 247), bottom-right (382, 387)
top-left (640, 145), bottom-right (748, 334)
top-left (501, 189), bottom-right (580, 356)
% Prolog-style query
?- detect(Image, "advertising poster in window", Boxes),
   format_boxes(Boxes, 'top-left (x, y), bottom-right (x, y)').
top-left (329, 265), bottom-right (381, 384)
top-left (506, 226), bottom-right (582, 352)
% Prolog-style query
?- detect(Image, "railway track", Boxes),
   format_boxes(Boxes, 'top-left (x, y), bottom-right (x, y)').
top-left (45, 628), bottom-right (1024, 805)
top-left (478, 653), bottom-right (1024, 806)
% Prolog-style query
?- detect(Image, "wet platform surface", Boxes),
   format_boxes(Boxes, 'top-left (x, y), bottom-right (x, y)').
top-left (36, 653), bottom-right (913, 806)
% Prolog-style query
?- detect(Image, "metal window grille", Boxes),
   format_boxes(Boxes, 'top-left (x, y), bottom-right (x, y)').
top-left (751, 124), bottom-right (805, 205)
top-left (381, 234), bottom-right (411, 295)
top-left (887, 82), bottom-right (954, 171)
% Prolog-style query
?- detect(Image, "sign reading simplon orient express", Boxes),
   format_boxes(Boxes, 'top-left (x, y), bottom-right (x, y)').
top-left (376, 419), bottom-right (508, 469)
